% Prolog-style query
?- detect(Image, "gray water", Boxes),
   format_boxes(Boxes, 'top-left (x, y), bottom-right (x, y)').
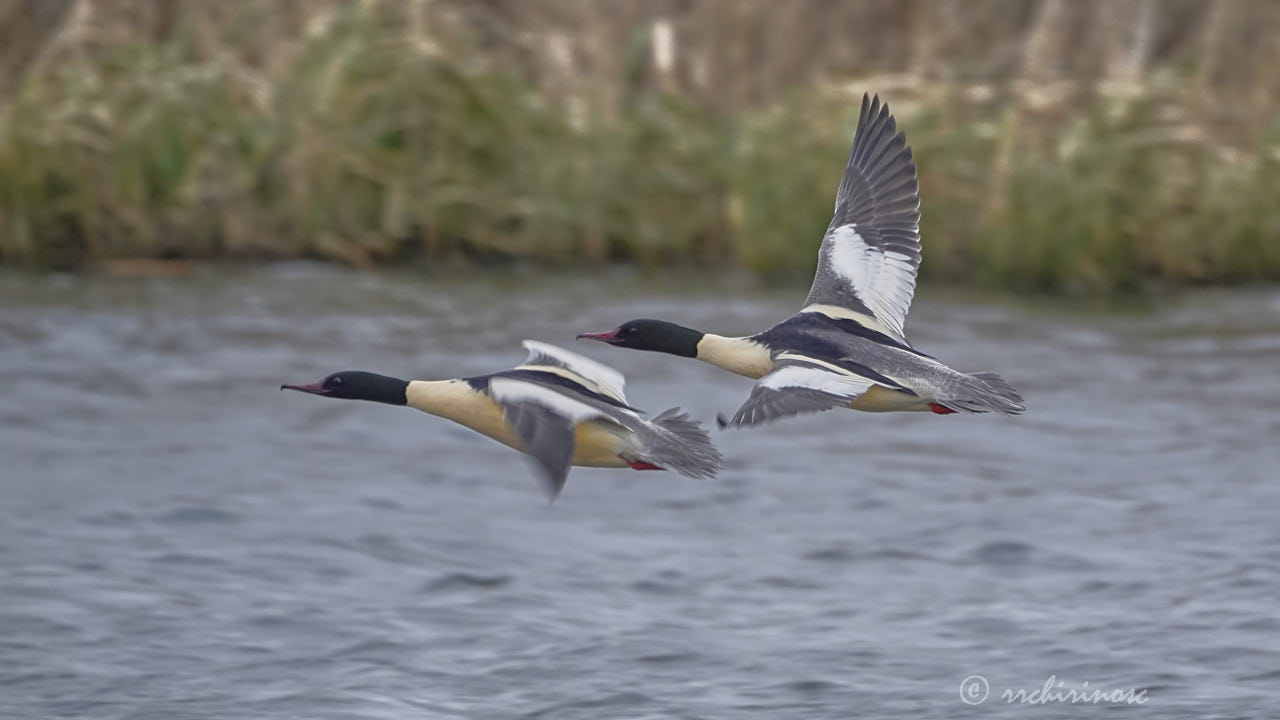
top-left (2, 265), bottom-right (1279, 719)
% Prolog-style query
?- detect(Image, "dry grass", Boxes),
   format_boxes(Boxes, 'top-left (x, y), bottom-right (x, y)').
top-left (1, 0), bottom-right (1278, 293)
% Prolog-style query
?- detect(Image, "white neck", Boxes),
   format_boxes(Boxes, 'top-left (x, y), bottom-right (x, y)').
top-left (695, 334), bottom-right (773, 379)
top-left (406, 380), bottom-right (481, 420)
top-left (404, 379), bottom-right (518, 447)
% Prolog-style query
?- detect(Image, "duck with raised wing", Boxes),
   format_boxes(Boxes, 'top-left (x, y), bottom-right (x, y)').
top-left (578, 94), bottom-right (1024, 428)
top-left (282, 341), bottom-right (722, 499)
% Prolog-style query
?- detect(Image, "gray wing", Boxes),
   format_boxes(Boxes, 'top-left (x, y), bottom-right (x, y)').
top-left (488, 375), bottom-right (642, 500)
top-left (514, 340), bottom-right (628, 404)
top-left (804, 93), bottom-right (922, 344)
top-left (721, 359), bottom-right (875, 429)
top-left (499, 401), bottom-right (577, 500)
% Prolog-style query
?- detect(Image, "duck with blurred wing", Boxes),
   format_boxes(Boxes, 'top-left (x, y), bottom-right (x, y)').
top-left (283, 341), bottom-right (722, 500)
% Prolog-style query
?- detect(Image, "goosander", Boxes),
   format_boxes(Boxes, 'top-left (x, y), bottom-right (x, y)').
top-left (579, 94), bottom-right (1024, 428)
top-left (283, 340), bottom-right (722, 499)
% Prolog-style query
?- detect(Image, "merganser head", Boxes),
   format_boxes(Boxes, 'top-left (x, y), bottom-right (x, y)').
top-left (577, 319), bottom-right (703, 358)
top-left (281, 371), bottom-right (408, 405)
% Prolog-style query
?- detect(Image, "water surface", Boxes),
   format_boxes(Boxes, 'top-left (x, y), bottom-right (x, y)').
top-left (2, 266), bottom-right (1278, 719)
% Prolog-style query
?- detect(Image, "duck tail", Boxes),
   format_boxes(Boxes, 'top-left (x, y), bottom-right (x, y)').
top-left (937, 372), bottom-right (1025, 415)
top-left (644, 408), bottom-right (723, 479)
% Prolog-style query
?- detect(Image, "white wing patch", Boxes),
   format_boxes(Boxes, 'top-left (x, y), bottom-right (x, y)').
top-left (805, 96), bottom-right (923, 344)
top-left (825, 223), bottom-right (917, 343)
top-left (723, 358), bottom-right (876, 428)
top-left (516, 340), bottom-right (628, 403)
top-left (488, 377), bottom-right (605, 424)
top-left (759, 364), bottom-right (874, 397)
top-left (796, 303), bottom-right (900, 344)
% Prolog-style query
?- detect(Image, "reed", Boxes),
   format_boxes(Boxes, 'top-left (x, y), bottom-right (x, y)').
top-left (1, 0), bottom-right (1277, 294)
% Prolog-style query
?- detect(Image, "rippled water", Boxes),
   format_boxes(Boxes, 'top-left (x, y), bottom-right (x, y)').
top-left (2, 265), bottom-right (1279, 719)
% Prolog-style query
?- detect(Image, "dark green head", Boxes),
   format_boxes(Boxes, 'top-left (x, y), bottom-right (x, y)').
top-left (281, 371), bottom-right (408, 405)
top-left (577, 319), bottom-right (704, 358)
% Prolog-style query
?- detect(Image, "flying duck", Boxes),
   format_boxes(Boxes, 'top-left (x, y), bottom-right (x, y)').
top-left (282, 340), bottom-right (722, 499)
top-left (578, 94), bottom-right (1024, 428)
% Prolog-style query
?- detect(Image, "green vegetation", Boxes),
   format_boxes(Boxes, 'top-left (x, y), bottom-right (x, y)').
top-left (1, 2), bottom-right (1278, 295)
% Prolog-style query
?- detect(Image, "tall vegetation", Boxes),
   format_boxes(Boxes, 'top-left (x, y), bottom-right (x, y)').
top-left (1, 0), bottom-right (1277, 293)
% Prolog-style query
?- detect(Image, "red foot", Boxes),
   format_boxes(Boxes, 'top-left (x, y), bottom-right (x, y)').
top-left (627, 460), bottom-right (664, 471)
top-left (929, 403), bottom-right (957, 415)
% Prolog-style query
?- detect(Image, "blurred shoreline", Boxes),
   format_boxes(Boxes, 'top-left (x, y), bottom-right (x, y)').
top-left (1, 1), bottom-right (1277, 294)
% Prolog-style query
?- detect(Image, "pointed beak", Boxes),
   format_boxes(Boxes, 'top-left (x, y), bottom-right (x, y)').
top-left (281, 381), bottom-right (328, 395)
top-left (576, 328), bottom-right (622, 344)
